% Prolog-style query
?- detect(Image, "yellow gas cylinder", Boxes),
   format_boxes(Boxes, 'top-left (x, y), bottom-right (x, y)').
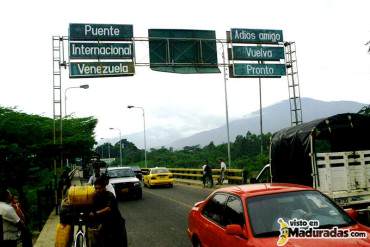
top-left (55, 223), bottom-right (72, 247)
top-left (67, 185), bottom-right (95, 206)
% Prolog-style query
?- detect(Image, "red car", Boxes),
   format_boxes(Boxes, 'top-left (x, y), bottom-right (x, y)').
top-left (187, 183), bottom-right (370, 247)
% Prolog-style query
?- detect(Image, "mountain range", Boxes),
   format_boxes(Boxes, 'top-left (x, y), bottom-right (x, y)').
top-left (109, 98), bottom-right (366, 149)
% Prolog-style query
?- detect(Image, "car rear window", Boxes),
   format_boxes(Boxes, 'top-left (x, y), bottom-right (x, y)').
top-left (151, 168), bottom-right (170, 174)
top-left (108, 168), bottom-right (135, 178)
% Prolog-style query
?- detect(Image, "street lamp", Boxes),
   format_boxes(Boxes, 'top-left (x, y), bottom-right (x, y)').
top-left (100, 137), bottom-right (111, 159)
top-left (100, 138), bottom-right (105, 159)
top-left (64, 84), bottom-right (89, 116)
top-left (109, 127), bottom-right (123, 166)
top-left (127, 105), bottom-right (147, 168)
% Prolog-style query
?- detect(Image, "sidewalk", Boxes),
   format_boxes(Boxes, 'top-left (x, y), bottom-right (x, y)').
top-left (34, 171), bottom-right (82, 247)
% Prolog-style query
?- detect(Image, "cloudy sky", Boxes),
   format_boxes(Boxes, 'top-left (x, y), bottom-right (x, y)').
top-left (1, 0), bottom-right (369, 145)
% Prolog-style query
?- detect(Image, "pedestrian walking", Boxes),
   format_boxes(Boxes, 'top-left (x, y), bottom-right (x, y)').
top-left (218, 159), bottom-right (227, 185)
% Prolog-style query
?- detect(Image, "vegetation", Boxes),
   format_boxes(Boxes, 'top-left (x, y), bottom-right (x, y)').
top-left (97, 131), bottom-right (271, 175)
top-left (0, 106), bottom-right (97, 229)
top-left (0, 105), bottom-right (269, 230)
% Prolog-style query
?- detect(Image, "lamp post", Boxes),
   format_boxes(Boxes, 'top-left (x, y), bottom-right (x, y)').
top-left (107, 142), bottom-right (111, 159)
top-left (62, 84), bottom-right (89, 174)
top-left (127, 105), bottom-right (147, 168)
top-left (100, 138), bottom-right (105, 159)
top-left (109, 128), bottom-right (123, 166)
top-left (64, 84), bottom-right (89, 116)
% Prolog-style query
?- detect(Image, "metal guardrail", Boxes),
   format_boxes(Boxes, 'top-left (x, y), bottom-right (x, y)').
top-left (141, 168), bottom-right (244, 184)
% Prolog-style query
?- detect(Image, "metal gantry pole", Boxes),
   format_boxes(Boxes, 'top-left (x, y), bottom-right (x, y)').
top-left (59, 37), bottom-right (64, 170)
top-left (52, 36), bottom-right (64, 214)
top-left (258, 58), bottom-right (264, 155)
top-left (257, 42), bottom-right (264, 155)
top-left (221, 43), bottom-right (232, 168)
top-left (258, 74), bottom-right (263, 155)
top-left (284, 41), bottom-right (303, 126)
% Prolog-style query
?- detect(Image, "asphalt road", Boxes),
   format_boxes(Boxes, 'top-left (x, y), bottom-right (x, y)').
top-left (118, 184), bottom-right (213, 247)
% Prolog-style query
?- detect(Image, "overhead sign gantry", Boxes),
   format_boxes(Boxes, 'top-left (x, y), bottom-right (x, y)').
top-left (68, 23), bottom-right (135, 78)
top-left (228, 28), bottom-right (286, 78)
top-left (53, 23), bottom-right (301, 180)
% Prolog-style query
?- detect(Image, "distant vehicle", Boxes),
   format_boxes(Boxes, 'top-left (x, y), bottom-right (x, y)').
top-left (131, 166), bottom-right (143, 180)
top-left (188, 183), bottom-right (370, 247)
top-left (107, 167), bottom-right (142, 199)
top-left (254, 114), bottom-right (370, 221)
top-left (143, 167), bottom-right (174, 188)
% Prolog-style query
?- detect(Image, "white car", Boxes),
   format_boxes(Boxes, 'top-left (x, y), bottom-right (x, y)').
top-left (106, 167), bottom-right (142, 199)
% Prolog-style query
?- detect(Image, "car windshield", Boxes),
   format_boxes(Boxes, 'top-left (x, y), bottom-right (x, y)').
top-left (151, 168), bottom-right (169, 174)
top-left (108, 168), bottom-right (135, 178)
top-left (247, 190), bottom-right (354, 237)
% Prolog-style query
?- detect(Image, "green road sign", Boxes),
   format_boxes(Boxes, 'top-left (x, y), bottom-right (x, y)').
top-left (69, 23), bottom-right (133, 41)
top-left (231, 46), bottom-right (284, 61)
top-left (230, 63), bottom-right (286, 78)
top-left (148, 29), bottom-right (220, 74)
top-left (69, 62), bottom-right (135, 78)
top-left (230, 28), bottom-right (283, 44)
top-left (69, 42), bottom-right (133, 59)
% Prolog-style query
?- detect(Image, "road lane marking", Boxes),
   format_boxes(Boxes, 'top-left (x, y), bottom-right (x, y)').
top-left (143, 189), bottom-right (193, 209)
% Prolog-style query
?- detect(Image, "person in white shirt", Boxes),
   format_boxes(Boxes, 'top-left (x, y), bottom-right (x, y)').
top-left (88, 165), bottom-right (116, 197)
top-left (0, 189), bottom-right (25, 247)
top-left (88, 165), bottom-right (103, 185)
top-left (218, 159), bottom-right (227, 185)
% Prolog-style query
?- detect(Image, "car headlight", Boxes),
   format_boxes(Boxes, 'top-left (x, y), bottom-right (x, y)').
top-left (134, 182), bottom-right (141, 187)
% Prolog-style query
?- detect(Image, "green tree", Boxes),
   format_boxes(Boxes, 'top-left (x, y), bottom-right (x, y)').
top-left (0, 106), bottom-right (97, 229)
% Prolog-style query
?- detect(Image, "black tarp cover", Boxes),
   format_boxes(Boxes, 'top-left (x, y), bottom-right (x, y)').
top-left (270, 113), bottom-right (370, 186)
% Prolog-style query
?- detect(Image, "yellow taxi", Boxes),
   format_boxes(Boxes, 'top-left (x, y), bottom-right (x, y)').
top-left (143, 167), bottom-right (174, 188)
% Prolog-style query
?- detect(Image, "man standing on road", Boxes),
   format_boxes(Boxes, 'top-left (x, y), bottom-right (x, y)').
top-left (0, 189), bottom-right (25, 247)
top-left (202, 161), bottom-right (213, 188)
top-left (218, 159), bottom-right (227, 185)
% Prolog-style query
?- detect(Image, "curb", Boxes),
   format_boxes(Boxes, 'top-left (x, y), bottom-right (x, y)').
top-left (33, 209), bottom-right (58, 247)
top-left (174, 179), bottom-right (202, 187)
top-left (174, 179), bottom-right (232, 190)
top-left (34, 171), bottom-right (82, 246)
